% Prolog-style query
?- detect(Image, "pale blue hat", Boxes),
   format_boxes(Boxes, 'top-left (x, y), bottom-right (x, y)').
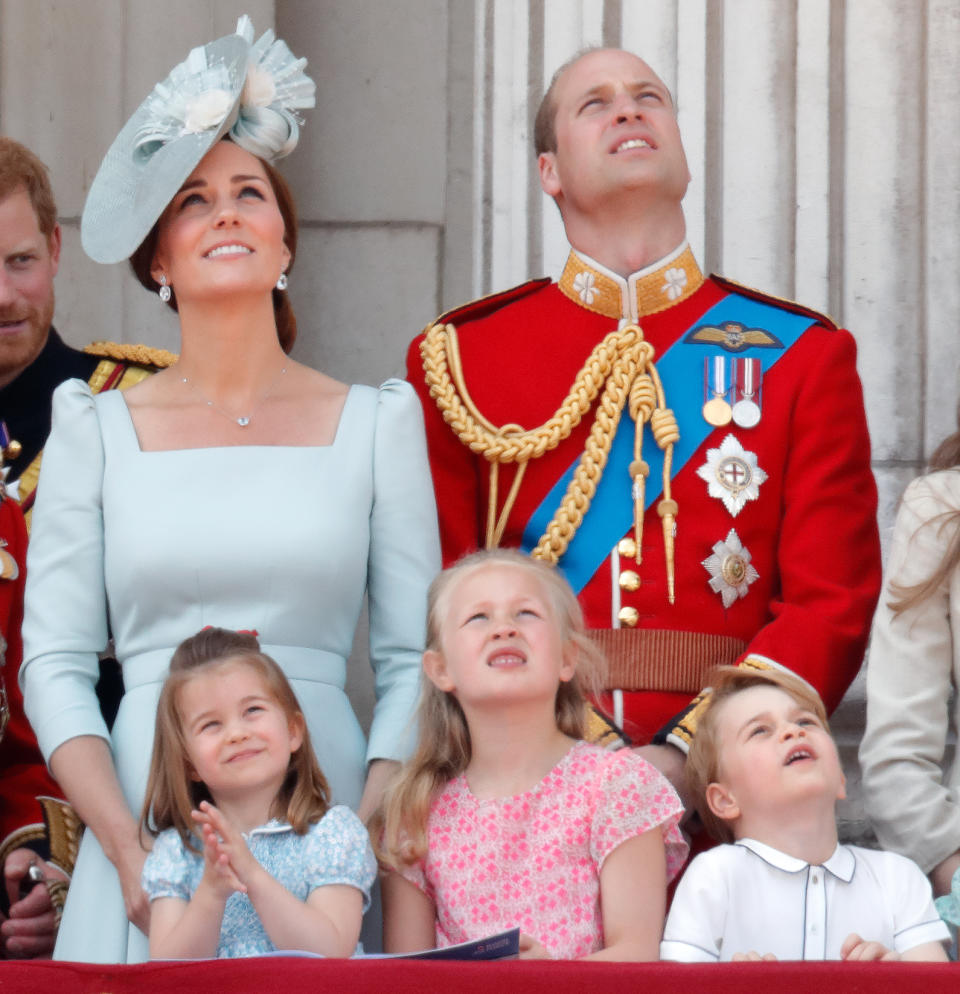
top-left (81, 16), bottom-right (315, 265)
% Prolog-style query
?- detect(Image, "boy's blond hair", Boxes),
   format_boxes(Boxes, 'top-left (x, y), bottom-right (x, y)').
top-left (686, 664), bottom-right (830, 843)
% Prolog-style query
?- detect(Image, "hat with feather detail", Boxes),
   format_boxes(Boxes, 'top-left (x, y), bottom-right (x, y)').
top-left (81, 15), bottom-right (315, 265)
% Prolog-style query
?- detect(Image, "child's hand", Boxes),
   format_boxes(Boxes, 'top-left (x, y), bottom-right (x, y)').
top-left (198, 819), bottom-right (246, 898)
top-left (192, 802), bottom-right (255, 894)
top-left (518, 933), bottom-right (553, 959)
top-left (841, 933), bottom-right (900, 961)
top-left (731, 951), bottom-right (778, 961)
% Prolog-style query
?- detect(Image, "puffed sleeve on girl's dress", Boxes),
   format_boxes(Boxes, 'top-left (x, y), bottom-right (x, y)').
top-left (141, 829), bottom-right (196, 903)
top-left (860, 471), bottom-right (960, 873)
top-left (364, 380), bottom-right (440, 764)
top-left (304, 806), bottom-right (377, 907)
top-left (589, 749), bottom-right (688, 881)
top-left (20, 379), bottom-right (110, 762)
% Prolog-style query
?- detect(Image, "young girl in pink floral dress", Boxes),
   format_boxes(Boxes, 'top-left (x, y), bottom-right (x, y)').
top-left (380, 550), bottom-right (687, 960)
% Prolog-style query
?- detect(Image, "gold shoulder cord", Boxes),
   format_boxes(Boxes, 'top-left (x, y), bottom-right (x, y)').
top-left (83, 340), bottom-right (179, 368)
top-left (421, 321), bottom-right (680, 602)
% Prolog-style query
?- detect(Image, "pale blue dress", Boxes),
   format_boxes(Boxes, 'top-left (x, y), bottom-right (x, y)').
top-left (20, 377), bottom-right (440, 963)
top-left (142, 807), bottom-right (377, 958)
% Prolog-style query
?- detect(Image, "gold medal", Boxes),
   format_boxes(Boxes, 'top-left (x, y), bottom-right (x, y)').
top-left (703, 356), bottom-right (733, 426)
top-left (702, 396), bottom-right (733, 426)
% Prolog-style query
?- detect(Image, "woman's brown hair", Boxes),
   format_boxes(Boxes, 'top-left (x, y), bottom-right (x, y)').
top-left (129, 142), bottom-right (299, 353)
top-left (140, 627), bottom-right (329, 852)
top-left (889, 403), bottom-right (960, 615)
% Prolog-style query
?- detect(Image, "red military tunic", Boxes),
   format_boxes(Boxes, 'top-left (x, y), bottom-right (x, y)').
top-left (0, 493), bottom-right (71, 875)
top-left (407, 244), bottom-right (881, 745)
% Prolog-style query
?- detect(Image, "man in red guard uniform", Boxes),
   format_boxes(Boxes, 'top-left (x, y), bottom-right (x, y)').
top-left (0, 463), bottom-right (75, 958)
top-left (407, 49), bottom-right (881, 796)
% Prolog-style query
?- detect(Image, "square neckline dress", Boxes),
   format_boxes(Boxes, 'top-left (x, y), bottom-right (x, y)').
top-left (21, 376), bottom-right (440, 963)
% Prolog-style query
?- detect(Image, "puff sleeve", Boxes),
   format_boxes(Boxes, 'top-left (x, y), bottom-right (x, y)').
top-left (365, 380), bottom-right (440, 763)
top-left (20, 379), bottom-right (111, 762)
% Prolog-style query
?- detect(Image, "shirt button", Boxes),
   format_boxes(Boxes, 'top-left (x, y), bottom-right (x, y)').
top-left (619, 569), bottom-right (641, 592)
top-left (617, 537), bottom-right (637, 559)
top-left (812, 874), bottom-right (819, 885)
top-left (618, 606), bottom-right (639, 627)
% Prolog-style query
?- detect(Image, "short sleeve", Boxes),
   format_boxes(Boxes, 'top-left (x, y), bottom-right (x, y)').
top-left (589, 749), bottom-right (688, 881)
top-left (20, 379), bottom-right (111, 761)
top-left (660, 848), bottom-right (729, 962)
top-left (304, 806), bottom-right (377, 910)
top-left (366, 379), bottom-right (441, 763)
top-left (397, 846), bottom-right (430, 898)
top-left (141, 829), bottom-right (198, 903)
top-left (880, 850), bottom-right (952, 953)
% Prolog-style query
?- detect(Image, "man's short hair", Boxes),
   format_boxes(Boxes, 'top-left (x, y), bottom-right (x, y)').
top-left (686, 664), bottom-right (830, 843)
top-left (533, 48), bottom-right (599, 157)
top-left (0, 137), bottom-right (58, 237)
top-left (533, 48), bottom-right (678, 159)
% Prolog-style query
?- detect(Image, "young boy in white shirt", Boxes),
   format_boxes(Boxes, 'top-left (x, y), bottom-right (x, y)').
top-left (660, 662), bottom-right (950, 962)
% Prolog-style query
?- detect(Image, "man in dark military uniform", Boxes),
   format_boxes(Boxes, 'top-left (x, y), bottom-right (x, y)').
top-left (408, 50), bottom-right (881, 801)
top-left (0, 137), bottom-right (173, 956)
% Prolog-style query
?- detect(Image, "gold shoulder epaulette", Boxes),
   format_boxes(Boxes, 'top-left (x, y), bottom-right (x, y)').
top-left (711, 274), bottom-right (839, 331)
top-left (425, 278), bottom-right (551, 332)
top-left (83, 340), bottom-right (179, 369)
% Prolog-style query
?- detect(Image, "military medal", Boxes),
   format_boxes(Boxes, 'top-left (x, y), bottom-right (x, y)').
top-left (0, 539), bottom-right (18, 581)
top-left (702, 356), bottom-right (732, 426)
top-left (702, 529), bottom-right (759, 607)
top-left (0, 421), bottom-right (20, 464)
top-left (732, 357), bottom-right (762, 428)
top-left (695, 434), bottom-right (768, 517)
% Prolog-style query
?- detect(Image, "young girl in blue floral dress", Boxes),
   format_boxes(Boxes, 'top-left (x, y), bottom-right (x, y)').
top-left (140, 628), bottom-right (375, 958)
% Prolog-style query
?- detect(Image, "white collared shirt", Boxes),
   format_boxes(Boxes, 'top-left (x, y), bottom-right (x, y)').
top-left (661, 838), bottom-right (949, 961)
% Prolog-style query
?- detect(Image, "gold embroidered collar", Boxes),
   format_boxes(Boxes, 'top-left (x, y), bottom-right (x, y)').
top-left (558, 242), bottom-right (704, 322)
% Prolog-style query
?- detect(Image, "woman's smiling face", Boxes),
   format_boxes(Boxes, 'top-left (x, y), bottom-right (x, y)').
top-left (150, 140), bottom-right (290, 305)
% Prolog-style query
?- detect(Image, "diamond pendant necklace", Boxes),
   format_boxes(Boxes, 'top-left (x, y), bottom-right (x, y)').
top-left (180, 366), bottom-right (287, 427)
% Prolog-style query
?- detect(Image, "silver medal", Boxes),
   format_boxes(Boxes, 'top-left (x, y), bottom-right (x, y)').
top-left (732, 357), bottom-right (762, 428)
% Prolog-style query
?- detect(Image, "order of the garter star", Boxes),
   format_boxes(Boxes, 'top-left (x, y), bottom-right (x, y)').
top-left (695, 434), bottom-right (768, 517)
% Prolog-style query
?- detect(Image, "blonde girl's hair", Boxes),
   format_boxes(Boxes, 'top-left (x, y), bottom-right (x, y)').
top-left (685, 665), bottom-right (829, 844)
top-left (889, 404), bottom-right (960, 616)
top-left (378, 549), bottom-right (606, 870)
top-left (140, 627), bottom-right (330, 852)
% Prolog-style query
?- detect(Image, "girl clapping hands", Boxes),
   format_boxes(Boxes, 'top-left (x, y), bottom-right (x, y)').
top-left (140, 628), bottom-right (375, 959)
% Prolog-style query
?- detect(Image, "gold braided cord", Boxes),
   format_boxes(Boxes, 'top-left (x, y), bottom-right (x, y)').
top-left (83, 340), bottom-right (179, 368)
top-left (531, 344), bottom-right (640, 562)
top-left (421, 321), bottom-right (680, 597)
top-left (423, 322), bottom-right (627, 463)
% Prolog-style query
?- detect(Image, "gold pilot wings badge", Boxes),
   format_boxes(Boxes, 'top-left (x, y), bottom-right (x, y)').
top-left (684, 321), bottom-right (783, 352)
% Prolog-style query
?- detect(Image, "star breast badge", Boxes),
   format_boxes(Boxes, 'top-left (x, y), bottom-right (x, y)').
top-left (702, 529), bottom-right (760, 608)
top-left (695, 434), bottom-right (768, 517)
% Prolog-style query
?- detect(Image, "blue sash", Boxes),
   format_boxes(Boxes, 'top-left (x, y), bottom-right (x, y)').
top-left (521, 292), bottom-right (817, 592)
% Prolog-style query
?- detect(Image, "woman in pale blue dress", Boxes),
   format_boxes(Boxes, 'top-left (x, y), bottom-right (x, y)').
top-left (19, 21), bottom-right (439, 963)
